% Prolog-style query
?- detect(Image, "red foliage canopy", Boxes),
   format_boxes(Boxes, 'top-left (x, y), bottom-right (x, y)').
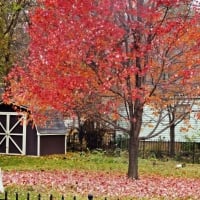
top-left (4, 0), bottom-right (200, 121)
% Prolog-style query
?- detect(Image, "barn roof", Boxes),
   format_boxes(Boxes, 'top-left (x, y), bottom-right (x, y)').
top-left (36, 116), bottom-right (67, 135)
top-left (0, 87), bottom-right (4, 97)
top-left (36, 110), bottom-right (67, 135)
top-left (0, 100), bottom-right (67, 135)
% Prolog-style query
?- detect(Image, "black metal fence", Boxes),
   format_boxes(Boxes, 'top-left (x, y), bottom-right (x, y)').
top-left (67, 133), bottom-right (200, 163)
top-left (140, 140), bottom-right (199, 160)
top-left (115, 137), bottom-right (200, 163)
top-left (0, 192), bottom-right (104, 200)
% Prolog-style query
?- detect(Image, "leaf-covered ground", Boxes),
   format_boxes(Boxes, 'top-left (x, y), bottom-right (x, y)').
top-left (3, 170), bottom-right (200, 199)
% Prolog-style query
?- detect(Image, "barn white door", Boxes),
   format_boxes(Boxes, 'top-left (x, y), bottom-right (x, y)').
top-left (0, 112), bottom-right (27, 155)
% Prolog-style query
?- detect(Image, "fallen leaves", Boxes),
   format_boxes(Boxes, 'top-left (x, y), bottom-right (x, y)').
top-left (2, 170), bottom-right (200, 199)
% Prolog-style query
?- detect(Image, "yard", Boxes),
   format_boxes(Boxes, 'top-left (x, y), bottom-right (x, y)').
top-left (0, 151), bottom-right (200, 199)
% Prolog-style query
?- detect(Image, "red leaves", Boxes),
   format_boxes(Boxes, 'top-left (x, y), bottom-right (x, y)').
top-left (3, 170), bottom-right (200, 198)
top-left (5, 0), bottom-right (200, 118)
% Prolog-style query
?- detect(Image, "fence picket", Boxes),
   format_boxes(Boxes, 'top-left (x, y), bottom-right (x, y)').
top-left (16, 192), bottom-right (18, 200)
top-left (5, 191), bottom-right (7, 200)
top-left (27, 193), bottom-right (30, 200)
top-left (88, 194), bottom-right (93, 200)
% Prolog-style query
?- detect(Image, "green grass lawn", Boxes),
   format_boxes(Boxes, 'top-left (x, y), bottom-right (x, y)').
top-left (1, 151), bottom-right (200, 178)
top-left (0, 151), bottom-right (200, 199)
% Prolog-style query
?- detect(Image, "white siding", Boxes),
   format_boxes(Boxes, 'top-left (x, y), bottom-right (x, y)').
top-left (117, 105), bottom-right (200, 142)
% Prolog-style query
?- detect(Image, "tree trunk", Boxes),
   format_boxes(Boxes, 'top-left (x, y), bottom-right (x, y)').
top-left (127, 96), bottom-right (143, 179)
top-left (128, 135), bottom-right (139, 179)
top-left (169, 123), bottom-right (175, 157)
top-left (126, 0), bottom-right (144, 180)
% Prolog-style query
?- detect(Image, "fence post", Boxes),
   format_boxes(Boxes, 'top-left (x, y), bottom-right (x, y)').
top-left (38, 194), bottom-right (41, 200)
top-left (27, 193), bottom-right (30, 200)
top-left (192, 142), bottom-right (195, 164)
top-left (88, 194), bottom-right (93, 200)
top-left (50, 194), bottom-right (53, 200)
top-left (142, 140), bottom-right (145, 158)
top-left (5, 191), bottom-right (7, 200)
top-left (15, 192), bottom-right (18, 200)
top-left (61, 195), bottom-right (64, 200)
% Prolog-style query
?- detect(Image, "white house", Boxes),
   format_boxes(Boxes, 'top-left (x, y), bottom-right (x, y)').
top-left (116, 104), bottom-right (200, 142)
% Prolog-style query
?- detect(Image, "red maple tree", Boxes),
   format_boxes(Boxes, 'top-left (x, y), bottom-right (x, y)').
top-left (4, 0), bottom-right (200, 179)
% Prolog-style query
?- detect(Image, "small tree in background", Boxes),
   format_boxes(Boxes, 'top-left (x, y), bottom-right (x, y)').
top-left (0, 0), bottom-right (36, 84)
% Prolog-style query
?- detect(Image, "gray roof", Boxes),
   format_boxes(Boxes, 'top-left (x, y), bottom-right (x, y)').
top-left (37, 117), bottom-right (67, 135)
top-left (0, 94), bottom-right (67, 135)
top-left (0, 86), bottom-right (4, 102)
